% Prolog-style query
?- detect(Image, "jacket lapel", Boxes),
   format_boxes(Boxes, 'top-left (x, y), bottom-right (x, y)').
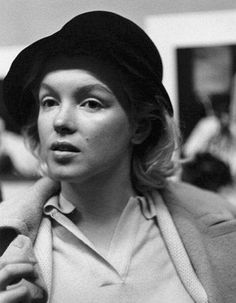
top-left (166, 201), bottom-right (223, 303)
top-left (160, 181), bottom-right (236, 303)
top-left (34, 217), bottom-right (53, 302)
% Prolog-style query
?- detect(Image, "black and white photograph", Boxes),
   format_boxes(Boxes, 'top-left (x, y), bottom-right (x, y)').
top-left (1, 2), bottom-right (236, 303)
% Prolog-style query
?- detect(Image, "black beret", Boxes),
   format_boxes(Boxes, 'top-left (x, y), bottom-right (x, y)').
top-left (3, 10), bottom-right (173, 128)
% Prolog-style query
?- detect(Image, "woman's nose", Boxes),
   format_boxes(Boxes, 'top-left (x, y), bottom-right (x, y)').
top-left (53, 105), bottom-right (76, 135)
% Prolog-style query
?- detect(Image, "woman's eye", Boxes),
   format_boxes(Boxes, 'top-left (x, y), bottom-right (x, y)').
top-left (81, 99), bottom-right (103, 110)
top-left (41, 98), bottom-right (58, 107)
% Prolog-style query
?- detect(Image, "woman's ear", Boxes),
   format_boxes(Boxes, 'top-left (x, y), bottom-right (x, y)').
top-left (131, 119), bottom-right (151, 145)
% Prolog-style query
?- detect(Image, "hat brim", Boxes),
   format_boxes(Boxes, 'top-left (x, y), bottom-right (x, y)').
top-left (3, 11), bottom-right (173, 128)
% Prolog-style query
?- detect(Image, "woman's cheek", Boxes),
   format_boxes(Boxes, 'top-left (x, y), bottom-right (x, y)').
top-left (91, 120), bottom-right (131, 153)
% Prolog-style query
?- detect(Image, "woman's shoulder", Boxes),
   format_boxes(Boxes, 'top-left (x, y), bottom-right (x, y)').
top-left (0, 178), bottom-right (59, 240)
top-left (160, 180), bottom-right (236, 220)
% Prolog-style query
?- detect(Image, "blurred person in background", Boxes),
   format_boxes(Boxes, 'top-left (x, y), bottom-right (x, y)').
top-left (0, 11), bottom-right (236, 303)
top-left (184, 48), bottom-right (236, 179)
top-left (183, 73), bottom-right (236, 205)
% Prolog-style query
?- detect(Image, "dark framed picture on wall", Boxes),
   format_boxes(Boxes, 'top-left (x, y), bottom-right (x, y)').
top-left (176, 44), bottom-right (236, 143)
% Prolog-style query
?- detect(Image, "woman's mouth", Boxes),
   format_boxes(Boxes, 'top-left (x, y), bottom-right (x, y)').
top-left (50, 141), bottom-right (80, 160)
top-left (51, 141), bottom-right (80, 152)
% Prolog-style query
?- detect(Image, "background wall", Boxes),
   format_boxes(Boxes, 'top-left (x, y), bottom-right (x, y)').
top-left (1, 0), bottom-right (236, 47)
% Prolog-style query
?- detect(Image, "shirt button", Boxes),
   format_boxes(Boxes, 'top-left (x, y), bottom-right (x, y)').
top-left (51, 209), bottom-right (57, 217)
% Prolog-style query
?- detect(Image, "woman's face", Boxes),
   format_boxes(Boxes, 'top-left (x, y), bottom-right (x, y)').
top-left (37, 56), bottom-right (134, 183)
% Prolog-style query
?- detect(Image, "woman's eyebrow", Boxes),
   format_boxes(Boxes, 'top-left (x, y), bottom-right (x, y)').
top-left (72, 84), bottom-right (115, 101)
top-left (36, 83), bottom-right (114, 102)
top-left (38, 83), bottom-right (113, 94)
top-left (74, 84), bottom-right (113, 96)
top-left (37, 83), bottom-right (57, 95)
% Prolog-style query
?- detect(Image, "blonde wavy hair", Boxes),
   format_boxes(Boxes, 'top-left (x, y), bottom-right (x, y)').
top-left (131, 112), bottom-right (179, 193)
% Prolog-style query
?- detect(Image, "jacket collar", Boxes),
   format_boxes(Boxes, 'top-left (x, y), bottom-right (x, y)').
top-left (158, 181), bottom-right (236, 303)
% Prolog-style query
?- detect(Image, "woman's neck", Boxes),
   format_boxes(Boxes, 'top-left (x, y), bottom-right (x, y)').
top-left (60, 167), bottom-right (136, 225)
top-left (59, 166), bottom-right (136, 256)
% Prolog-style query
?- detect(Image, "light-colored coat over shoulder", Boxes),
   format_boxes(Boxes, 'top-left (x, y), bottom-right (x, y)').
top-left (0, 179), bottom-right (236, 302)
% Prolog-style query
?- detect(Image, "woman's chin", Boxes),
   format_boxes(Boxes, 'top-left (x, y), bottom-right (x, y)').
top-left (47, 168), bottom-right (75, 182)
top-left (47, 167), bottom-right (86, 183)
top-left (48, 173), bottom-right (77, 182)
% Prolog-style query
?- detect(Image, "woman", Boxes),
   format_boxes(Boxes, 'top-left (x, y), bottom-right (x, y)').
top-left (0, 11), bottom-right (236, 303)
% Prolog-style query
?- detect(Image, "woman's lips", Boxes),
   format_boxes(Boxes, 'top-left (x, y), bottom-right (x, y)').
top-left (51, 141), bottom-right (80, 152)
top-left (50, 141), bottom-right (80, 161)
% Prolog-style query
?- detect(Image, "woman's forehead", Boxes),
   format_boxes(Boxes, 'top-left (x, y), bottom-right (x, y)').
top-left (37, 55), bottom-right (130, 108)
